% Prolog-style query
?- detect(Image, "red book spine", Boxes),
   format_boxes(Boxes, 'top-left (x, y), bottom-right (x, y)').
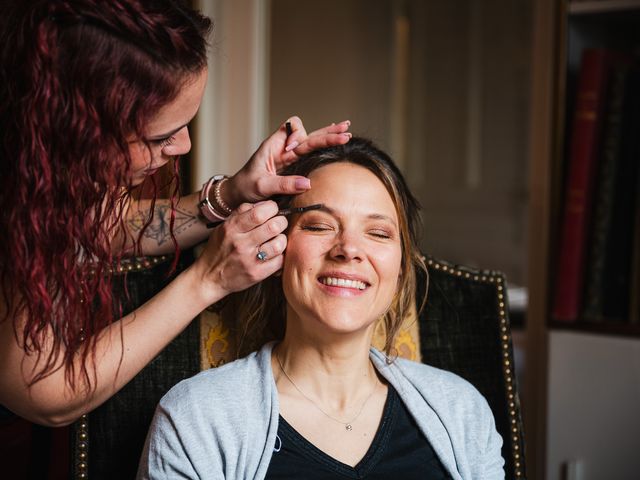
top-left (552, 49), bottom-right (612, 322)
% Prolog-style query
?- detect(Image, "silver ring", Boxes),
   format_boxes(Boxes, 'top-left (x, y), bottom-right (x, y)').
top-left (256, 250), bottom-right (268, 261)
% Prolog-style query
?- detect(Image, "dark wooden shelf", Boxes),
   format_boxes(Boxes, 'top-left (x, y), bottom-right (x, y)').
top-left (549, 320), bottom-right (640, 338)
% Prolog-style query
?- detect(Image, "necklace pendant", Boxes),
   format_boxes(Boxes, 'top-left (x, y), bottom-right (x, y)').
top-left (345, 424), bottom-right (353, 431)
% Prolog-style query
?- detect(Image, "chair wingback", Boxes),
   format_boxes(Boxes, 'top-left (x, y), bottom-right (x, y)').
top-left (418, 255), bottom-right (526, 480)
top-left (71, 252), bottom-right (200, 480)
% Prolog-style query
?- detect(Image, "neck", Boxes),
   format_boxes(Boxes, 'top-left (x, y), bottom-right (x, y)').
top-left (273, 326), bottom-right (378, 407)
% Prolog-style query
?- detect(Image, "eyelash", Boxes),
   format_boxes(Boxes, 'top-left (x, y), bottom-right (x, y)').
top-left (301, 225), bottom-right (329, 232)
top-left (157, 135), bottom-right (176, 148)
top-left (370, 231), bottom-right (392, 239)
top-left (301, 225), bottom-right (392, 239)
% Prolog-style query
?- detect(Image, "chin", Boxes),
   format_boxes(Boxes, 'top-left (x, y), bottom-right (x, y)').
top-left (312, 312), bottom-right (376, 336)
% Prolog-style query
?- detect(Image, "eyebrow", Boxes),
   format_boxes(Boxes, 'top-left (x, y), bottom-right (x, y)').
top-left (307, 204), bottom-right (397, 225)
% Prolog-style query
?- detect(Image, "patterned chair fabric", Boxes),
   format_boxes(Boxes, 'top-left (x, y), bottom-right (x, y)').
top-left (418, 256), bottom-right (526, 480)
top-left (72, 252), bottom-right (200, 479)
top-left (70, 252), bottom-right (526, 479)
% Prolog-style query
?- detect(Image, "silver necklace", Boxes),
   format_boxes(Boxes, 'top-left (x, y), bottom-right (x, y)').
top-left (276, 354), bottom-right (377, 431)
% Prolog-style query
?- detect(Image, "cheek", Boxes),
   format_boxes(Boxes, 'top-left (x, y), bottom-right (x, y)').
top-left (282, 233), bottom-right (332, 294)
top-left (376, 246), bottom-right (403, 290)
top-left (283, 232), bottom-right (333, 268)
top-left (129, 143), bottom-right (152, 172)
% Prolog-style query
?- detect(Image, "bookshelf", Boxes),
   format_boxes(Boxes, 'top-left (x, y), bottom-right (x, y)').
top-left (527, 0), bottom-right (640, 477)
top-left (553, 1), bottom-right (640, 334)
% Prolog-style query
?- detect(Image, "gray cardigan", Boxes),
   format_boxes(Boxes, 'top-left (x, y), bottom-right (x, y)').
top-left (137, 342), bottom-right (504, 479)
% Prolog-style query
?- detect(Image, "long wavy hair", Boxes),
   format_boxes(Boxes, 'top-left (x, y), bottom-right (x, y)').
top-left (228, 137), bottom-right (427, 357)
top-left (0, 0), bottom-right (211, 390)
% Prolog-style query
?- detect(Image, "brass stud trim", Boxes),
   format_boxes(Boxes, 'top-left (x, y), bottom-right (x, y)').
top-left (426, 257), bottom-right (524, 478)
top-left (74, 414), bottom-right (89, 479)
top-left (103, 255), bottom-right (171, 276)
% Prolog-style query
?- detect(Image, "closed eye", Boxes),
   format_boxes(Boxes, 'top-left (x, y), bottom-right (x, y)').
top-left (156, 135), bottom-right (176, 148)
top-left (301, 224), bottom-right (332, 232)
top-left (369, 230), bottom-right (393, 239)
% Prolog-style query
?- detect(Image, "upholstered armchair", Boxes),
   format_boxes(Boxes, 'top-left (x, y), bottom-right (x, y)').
top-left (417, 256), bottom-right (526, 479)
top-left (66, 251), bottom-right (525, 479)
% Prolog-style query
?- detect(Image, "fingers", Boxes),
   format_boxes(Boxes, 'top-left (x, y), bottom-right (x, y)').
top-left (292, 130), bottom-right (352, 156)
top-left (282, 116), bottom-right (306, 152)
top-left (256, 233), bottom-right (288, 263)
top-left (198, 201), bottom-right (287, 295)
top-left (228, 201), bottom-right (280, 233)
top-left (287, 119), bottom-right (351, 156)
top-left (227, 201), bottom-right (288, 261)
top-left (254, 174), bottom-right (311, 197)
top-left (245, 213), bottom-right (288, 248)
top-left (308, 120), bottom-right (351, 137)
top-left (234, 202), bottom-right (254, 215)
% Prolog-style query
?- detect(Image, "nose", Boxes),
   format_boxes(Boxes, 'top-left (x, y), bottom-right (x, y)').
top-left (162, 126), bottom-right (191, 156)
top-left (329, 230), bottom-right (363, 262)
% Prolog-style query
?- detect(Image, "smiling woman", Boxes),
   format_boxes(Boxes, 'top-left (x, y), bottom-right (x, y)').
top-left (282, 163), bottom-right (403, 341)
top-left (138, 137), bottom-right (505, 480)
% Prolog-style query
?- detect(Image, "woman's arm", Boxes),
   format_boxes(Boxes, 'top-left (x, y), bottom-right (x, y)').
top-left (121, 192), bottom-right (209, 255)
top-left (0, 201), bottom-right (285, 427)
top-left (119, 118), bottom-right (351, 256)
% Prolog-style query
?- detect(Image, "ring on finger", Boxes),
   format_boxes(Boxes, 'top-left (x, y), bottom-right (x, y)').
top-left (256, 250), bottom-right (268, 262)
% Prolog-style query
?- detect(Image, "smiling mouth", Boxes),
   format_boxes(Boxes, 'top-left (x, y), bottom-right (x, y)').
top-left (319, 276), bottom-right (368, 290)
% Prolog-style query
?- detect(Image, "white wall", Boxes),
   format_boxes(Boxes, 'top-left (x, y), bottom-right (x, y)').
top-left (193, 0), bottom-right (270, 188)
top-left (546, 331), bottom-right (640, 480)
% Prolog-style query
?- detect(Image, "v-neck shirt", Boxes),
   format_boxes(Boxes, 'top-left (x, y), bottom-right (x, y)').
top-left (265, 385), bottom-right (451, 479)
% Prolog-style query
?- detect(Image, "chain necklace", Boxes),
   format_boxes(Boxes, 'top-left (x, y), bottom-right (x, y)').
top-left (276, 354), bottom-right (377, 432)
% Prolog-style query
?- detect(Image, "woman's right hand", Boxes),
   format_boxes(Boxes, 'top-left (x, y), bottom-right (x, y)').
top-left (193, 200), bottom-right (286, 301)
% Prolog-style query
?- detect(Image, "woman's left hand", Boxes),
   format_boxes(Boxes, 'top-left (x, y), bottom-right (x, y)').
top-left (222, 117), bottom-right (351, 207)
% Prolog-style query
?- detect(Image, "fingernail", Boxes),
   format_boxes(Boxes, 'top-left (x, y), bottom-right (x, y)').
top-left (285, 140), bottom-right (299, 152)
top-left (342, 132), bottom-right (352, 138)
top-left (342, 120), bottom-right (351, 127)
top-left (295, 177), bottom-right (311, 189)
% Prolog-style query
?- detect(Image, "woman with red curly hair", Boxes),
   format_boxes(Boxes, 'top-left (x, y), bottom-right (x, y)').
top-left (0, 0), bottom-right (351, 430)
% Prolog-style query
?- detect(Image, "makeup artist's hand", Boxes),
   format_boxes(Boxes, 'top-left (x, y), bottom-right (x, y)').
top-left (221, 117), bottom-right (351, 208)
top-left (193, 200), bottom-right (288, 298)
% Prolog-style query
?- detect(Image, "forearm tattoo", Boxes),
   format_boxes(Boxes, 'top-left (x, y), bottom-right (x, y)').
top-left (128, 204), bottom-right (199, 246)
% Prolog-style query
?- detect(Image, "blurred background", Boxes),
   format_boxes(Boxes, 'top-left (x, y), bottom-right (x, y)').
top-left (188, 1), bottom-right (640, 479)
top-left (193, 0), bottom-right (531, 289)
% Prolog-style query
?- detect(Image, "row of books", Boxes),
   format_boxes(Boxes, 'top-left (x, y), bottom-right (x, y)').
top-left (552, 48), bottom-right (640, 324)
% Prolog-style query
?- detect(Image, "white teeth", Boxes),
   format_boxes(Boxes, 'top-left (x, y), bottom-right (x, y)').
top-left (320, 277), bottom-right (367, 290)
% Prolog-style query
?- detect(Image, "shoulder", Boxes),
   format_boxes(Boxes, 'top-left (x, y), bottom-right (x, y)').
top-left (396, 356), bottom-right (481, 399)
top-left (371, 351), bottom-right (504, 478)
top-left (158, 345), bottom-right (271, 422)
top-left (372, 351), bottom-right (493, 421)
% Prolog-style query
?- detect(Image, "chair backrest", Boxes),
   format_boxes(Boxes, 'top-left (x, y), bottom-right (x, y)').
top-left (70, 252), bottom-right (526, 479)
top-left (418, 256), bottom-right (526, 480)
top-left (71, 252), bottom-right (200, 480)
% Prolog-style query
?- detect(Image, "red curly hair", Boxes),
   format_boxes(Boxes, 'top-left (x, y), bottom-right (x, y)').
top-left (0, 0), bottom-right (211, 389)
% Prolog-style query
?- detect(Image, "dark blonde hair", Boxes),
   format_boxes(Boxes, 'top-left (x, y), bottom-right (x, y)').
top-left (227, 137), bottom-right (426, 357)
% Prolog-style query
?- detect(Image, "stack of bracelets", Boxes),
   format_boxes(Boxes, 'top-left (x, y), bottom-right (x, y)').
top-left (198, 174), bottom-right (233, 226)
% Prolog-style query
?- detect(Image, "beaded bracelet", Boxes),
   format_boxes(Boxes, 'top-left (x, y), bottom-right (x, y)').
top-left (198, 175), bottom-right (231, 224)
top-left (212, 176), bottom-right (232, 216)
